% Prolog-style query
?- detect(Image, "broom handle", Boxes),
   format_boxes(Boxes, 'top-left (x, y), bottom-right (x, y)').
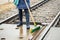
top-left (24, 0), bottom-right (36, 26)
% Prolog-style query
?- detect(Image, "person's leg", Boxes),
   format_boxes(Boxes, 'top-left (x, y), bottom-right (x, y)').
top-left (17, 9), bottom-right (23, 27)
top-left (24, 9), bottom-right (30, 29)
top-left (17, 9), bottom-right (23, 37)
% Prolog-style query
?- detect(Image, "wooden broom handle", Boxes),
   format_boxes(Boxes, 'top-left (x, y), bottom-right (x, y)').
top-left (24, 0), bottom-right (36, 26)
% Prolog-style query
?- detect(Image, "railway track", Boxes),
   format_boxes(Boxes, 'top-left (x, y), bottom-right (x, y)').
top-left (0, 0), bottom-right (49, 25)
top-left (36, 12), bottom-right (60, 40)
top-left (0, 12), bottom-right (59, 40)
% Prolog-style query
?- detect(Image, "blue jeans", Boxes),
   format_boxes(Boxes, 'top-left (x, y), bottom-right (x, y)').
top-left (18, 9), bottom-right (30, 27)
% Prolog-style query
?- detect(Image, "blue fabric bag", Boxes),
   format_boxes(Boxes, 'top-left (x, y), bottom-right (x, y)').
top-left (13, 0), bottom-right (30, 9)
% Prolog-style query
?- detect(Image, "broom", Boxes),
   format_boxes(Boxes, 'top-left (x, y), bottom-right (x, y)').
top-left (24, 0), bottom-right (42, 33)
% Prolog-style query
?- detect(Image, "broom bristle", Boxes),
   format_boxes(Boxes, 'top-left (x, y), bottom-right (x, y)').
top-left (30, 26), bottom-right (41, 33)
